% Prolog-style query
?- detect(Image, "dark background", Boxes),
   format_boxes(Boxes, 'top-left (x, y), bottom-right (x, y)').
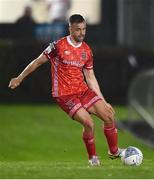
top-left (1, 0), bottom-right (154, 104)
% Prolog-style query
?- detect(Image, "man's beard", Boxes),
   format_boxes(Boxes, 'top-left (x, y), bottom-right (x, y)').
top-left (76, 35), bottom-right (85, 42)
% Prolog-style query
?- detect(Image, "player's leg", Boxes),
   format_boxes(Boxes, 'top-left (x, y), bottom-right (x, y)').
top-left (79, 88), bottom-right (121, 157)
top-left (54, 95), bottom-right (100, 165)
top-left (87, 100), bottom-right (122, 157)
top-left (73, 108), bottom-right (100, 165)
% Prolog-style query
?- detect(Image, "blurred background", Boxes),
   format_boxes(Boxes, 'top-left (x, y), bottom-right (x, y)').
top-left (0, 1), bottom-right (154, 177)
top-left (1, 0), bottom-right (154, 104)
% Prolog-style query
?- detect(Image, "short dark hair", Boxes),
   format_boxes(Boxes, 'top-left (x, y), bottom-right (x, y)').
top-left (69, 14), bottom-right (85, 25)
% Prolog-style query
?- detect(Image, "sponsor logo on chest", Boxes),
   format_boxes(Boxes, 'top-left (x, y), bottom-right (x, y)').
top-left (62, 60), bottom-right (83, 67)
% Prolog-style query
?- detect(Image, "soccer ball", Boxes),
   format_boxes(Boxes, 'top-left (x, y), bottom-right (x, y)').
top-left (121, 146), bottom-right (143, 166)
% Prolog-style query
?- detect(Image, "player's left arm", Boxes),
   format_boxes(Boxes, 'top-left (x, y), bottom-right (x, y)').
top-left (83, 68), bottom-right (104, 100)
top-left (83, 68), bottom-right (115, 113)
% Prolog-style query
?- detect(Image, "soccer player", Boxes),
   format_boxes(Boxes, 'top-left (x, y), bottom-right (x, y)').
top-left (8, 14), bottom-right (123, 166)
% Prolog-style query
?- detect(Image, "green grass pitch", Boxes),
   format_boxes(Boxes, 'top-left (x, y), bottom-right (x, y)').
top-left (0, 104), bottom-right (154, 178)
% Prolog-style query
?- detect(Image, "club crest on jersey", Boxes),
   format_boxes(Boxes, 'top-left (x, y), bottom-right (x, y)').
top-left (64, 50), bottom-right (71, 55)
top-left (82, 52), bottom-right (87, 60)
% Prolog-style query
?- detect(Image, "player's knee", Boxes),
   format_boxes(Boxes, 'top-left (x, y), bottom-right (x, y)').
top-left (103, 111), bottom-right (114, 124)
top-left (83, 119), bottom-right (94, 131)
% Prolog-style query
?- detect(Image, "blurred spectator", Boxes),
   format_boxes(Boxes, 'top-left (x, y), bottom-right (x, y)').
top-left (37, 0), bottom-right (71, 42)
top-left (46, 0), bottom-right (71, 23)
top-left (15, 6), bottom-right (36, 40)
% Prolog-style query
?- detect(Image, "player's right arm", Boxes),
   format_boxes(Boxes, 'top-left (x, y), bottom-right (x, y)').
top-left (8, 54), bottom-right (48, 89)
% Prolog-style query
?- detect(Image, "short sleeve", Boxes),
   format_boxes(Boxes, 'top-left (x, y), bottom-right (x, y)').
top-left (43, 42), bottom-right (57, 60)
top-left (84, 49), bottom-right (93, 70)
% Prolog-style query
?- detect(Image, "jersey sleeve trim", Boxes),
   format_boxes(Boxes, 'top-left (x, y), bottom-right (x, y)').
top-left (43, 51), bottom-right (50, 60)
top-left (84, 66), bottom-right (93, 70)
top-left (43, 42), bottom-right (57, 60)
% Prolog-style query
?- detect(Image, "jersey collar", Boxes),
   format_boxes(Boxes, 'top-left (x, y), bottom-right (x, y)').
top-left (67, 35), bottom-right (82, 48)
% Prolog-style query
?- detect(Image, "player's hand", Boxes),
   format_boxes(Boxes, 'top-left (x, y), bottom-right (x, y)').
top-left (8, 77), bottom-right (22, 89)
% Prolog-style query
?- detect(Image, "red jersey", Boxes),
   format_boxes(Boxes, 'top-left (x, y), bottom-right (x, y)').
top-left (43, 35), bottom-right (93, 97)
